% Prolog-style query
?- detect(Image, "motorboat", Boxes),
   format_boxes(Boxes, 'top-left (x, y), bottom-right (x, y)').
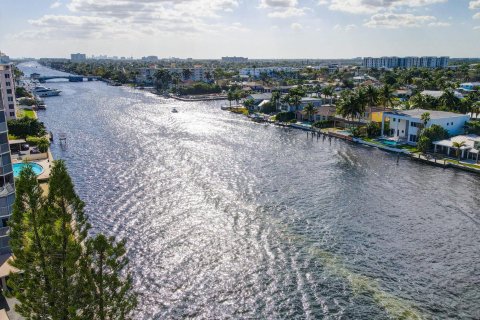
top-left (33, 86), bottom-right (61, 97)
top-left (171, 108), bottom-right (178, 113)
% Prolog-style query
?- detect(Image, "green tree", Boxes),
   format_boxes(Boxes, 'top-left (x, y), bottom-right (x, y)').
top-left (8, 165), bottom-right (54, 319)
top-left (8, 161), bottom-right (138, 320)
top-left (47, 160), bottom-right (91, 320)
top-left (153, 69), bottom-right (172, 91)
top-left (321, 86), bottom-right (334, 105)
top-left (182, 68), bottom-right (192, 81)
top-left (303, 102), bottom-right (316, 122)
top-left (452, 141), bottom-right (466, 162)
top-left (83, 234), bottom-right (138, 320)
top-left (365, 85), bottom-right (379, 111)
top-left (417, 136), bottom-right (431, 154)
top-left (243, 98), bottom-right (254, 110)
top-left (227, 90), bottom-right (234, 107)
top-left (270, 91), bottom-right (281, 111)
top-left (421, 112), bottom-right (430, 128)
top-left (440, 89), bottom-right (460, 112)
top-left (379, 84), bottom-right (395, 110)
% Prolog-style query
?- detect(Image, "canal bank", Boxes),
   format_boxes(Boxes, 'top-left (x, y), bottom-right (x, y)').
top-left (17, 62), bottom-right (480, 320)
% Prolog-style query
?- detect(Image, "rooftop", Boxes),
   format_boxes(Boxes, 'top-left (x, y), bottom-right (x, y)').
top-left (386, 109), bottom-right (469, 120)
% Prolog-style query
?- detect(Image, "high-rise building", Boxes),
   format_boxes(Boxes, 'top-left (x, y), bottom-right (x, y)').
top-left (0, 64), bottom-right (18, 120)
top-left (221, 56), bottom-right (248, 63)
top-left (0, 76), bottom-right (15, 255)
top-left (363, 56), bottom-right (449, 69)
top-left (70, 53), bottom-right (87, 62)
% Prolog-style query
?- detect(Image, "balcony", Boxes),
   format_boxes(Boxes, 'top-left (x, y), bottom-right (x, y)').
top-left (0, 183), bottom-right (14, 198)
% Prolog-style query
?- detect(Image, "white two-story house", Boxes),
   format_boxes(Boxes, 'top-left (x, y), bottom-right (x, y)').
top-left (381, 109), bottom-right (470, 145)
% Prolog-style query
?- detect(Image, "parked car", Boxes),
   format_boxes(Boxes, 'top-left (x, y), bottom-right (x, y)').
top-left (20, 143), bottom-right (30, 151)
top-left (30, 147), bottom-right (41, 154)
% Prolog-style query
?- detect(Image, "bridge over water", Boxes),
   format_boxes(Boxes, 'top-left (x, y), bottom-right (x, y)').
top-left (30, 74), bottom-right (102, 83)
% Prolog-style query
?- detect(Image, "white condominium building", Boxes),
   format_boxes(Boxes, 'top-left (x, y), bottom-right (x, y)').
top-left (363, 56), bottom-right (449, 69)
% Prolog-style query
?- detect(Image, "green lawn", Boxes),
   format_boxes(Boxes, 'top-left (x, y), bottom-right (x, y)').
top-left (18, 109), bottom-right (36, 119)
top-left (445, 159), bottom-right (480, 170)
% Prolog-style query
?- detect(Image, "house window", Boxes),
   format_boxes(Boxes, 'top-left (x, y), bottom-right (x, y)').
top-left (393, 118), bottom-right (396, 122)
top-left (9, 112), bottom-right (14, 117)
top-left (6, 89), bottom-right (11, 94)
top-left (451, 122), bottom-right (453, 125)
top-left (409, 134), bottom-right (418, 142)
top-left (5, 82), bottom-right (10, 87)
top-left (4, 74), bottom-right (10, 79)
top-left (7, 97), bottom-right (13, 102)
top-left (8, 104), bottom-right (14, 110)
top-left (447, 123), bottom-right (449, 126)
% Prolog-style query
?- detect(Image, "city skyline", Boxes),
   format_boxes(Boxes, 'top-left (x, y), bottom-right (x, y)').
top-left (1, 0), bottom-right (480, 59)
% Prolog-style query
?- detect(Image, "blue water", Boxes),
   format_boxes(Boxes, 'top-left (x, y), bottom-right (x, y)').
top-left (17, 62), bottom-right (480, 319)
top-left (13, 163), bottom-right (44, 177)
top-left (377, 138), bottom-right (402, 147)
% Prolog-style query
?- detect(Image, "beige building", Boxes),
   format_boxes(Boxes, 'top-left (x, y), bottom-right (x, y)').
top-left (0, 64), bottom-right (17, 120)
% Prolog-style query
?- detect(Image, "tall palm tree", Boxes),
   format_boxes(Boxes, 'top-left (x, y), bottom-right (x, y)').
top-left (409, 94), bottom-right (427, 109)
top-left (421, 112), bottom-right (430, 128)
top-left (365, 85), bottom-right (379, 109)
top-left (452, 141), bottom-right (466, 162)
top-left (271, 91), bottom-right (281, 112)
top-left (303, 103), bottom-right (316, 122)
top-left (289, 94), bottom-right (302, 112)
top-left (227, 90), bottom-right (234, 107)
top-left (440, 89), bottom-right (460, 112)
top-left (380, 84), bottom-right (395, 110)
top-left (321, 86), bottom-right (334, 105)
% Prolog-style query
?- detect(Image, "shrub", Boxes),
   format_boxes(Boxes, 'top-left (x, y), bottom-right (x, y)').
top-left (274, 112), bottom-right (295, 122)
top-left (466, 121), bottom-right (480, 135)
top-left (37, 138), bottom-right (50, 153)
top-left (312, 120), bottom-right (333, 128)
top-left (366, 122), bottom-right (381, 138)
top-left (178, 83), bottom-right (221, 95)
top-left (7, 118), bottom-right (46, 138)
top-left (417, 136), bottom-right (431, 154)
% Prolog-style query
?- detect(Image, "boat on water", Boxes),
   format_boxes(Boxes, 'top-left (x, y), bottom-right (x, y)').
top-left (171, 108), bottom-right (178, 113)
top-left (33, 86), bottom-right (61, 97)
top-left (220, 105), bottom-right (229, 110)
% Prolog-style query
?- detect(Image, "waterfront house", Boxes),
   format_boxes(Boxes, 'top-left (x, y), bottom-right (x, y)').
top-left (381, 109), bottom-right (470, 145)
top-left (281, 97), bottom-right (323, 113)
top-left (433, 135), bottom-right (480, 162)
top-left (246, 93), bottom-right (272, 105)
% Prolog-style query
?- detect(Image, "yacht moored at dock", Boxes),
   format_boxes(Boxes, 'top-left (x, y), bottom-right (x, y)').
top-left (33, 86), bottom-right (61, 97)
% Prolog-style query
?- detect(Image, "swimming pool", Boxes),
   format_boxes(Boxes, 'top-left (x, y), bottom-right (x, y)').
top-left (377, 138), bottom-right (403, 147)
top-left (13, 162), bottom-right (44, 177)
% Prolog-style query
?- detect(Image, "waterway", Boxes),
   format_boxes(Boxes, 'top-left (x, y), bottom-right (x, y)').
top-left (18, 62), bottom-right (480, 319)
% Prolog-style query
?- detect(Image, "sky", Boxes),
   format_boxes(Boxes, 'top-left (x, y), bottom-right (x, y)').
top-left (1, 0), bottom-right (479, 59)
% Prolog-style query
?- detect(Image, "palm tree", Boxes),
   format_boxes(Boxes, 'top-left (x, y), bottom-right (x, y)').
top-left (303, 103), bottom-right (316, 122)
top-left (337, 92), bottom-right (361, 124)
top-left (271, 91), bottom-right (281, 112)
top-left (379, 84), bottom-right (395, 110)
top-left (452, 141), bottom-right (466, 162)
top-left (421, 112), bottom-right (430, 128)
top-left (321, 86), bottom-right (334, 105)
top-left (244, 98), bottom-right (254, 111)
top-left (289, 94), bottom-right (302, 112)
top-left (227, 90), bottom-right (234, 107)
top-left (182, 68), bottom-right (192, 81)
top-left (153, 69), bottom-right (172, 91)
top-left (409, 94), bottom-right (427, 109)
top-left (365, 85), bottom-right (379, 109)
top-left (440, 89), bottom-right (460, 112)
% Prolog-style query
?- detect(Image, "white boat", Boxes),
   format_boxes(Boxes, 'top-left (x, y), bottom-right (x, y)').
top-left (171, 108), bottom-right (178, 113)
top-left (33, 86), bottom-right (61, 97)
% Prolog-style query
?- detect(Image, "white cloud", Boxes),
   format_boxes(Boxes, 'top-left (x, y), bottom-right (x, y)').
top-left (291, 22), bottom-right (303, 30)
top-left (50, 1), bottom-right (62, 9)
top-left (14, 0), bottom-right (241, 40)
top-left (474, 12), bottom-right (480, 19)
top-left (259, 0), bottom-right (298, 8)
top-left (364, 13), bottom-right (443, 28)
top-left (333, 24), bottom-right (358, 31)
top-left (329, 0), bottom-right (447, 15)
top-left (469, 0), bottom-right (480, 10)
top-left (474, 26), bottom-right (480, 30)
top-left (268, 7), bottom-right (307, 17)
top-left (317, 0), bottom-right (328, 5)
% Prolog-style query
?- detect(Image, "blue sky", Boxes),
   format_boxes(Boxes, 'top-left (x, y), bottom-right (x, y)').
top-left (1, 0), bottom-right (479, 58)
